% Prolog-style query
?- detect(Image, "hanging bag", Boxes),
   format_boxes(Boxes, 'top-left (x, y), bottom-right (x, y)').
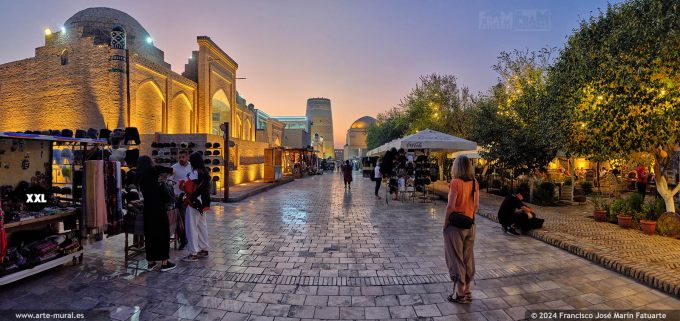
top-left (447, 179), bottom-right (476, 229)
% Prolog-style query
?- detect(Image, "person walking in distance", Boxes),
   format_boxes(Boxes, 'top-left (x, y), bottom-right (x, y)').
top-left (342, 160), bottom-right (353, 189)
top-left (374, 160), bottom-right (382, 199)
top-left (136, 156), bottom-right (177, 272)
top-left (443, 155), bottom-right (479, 304)
top-left (181, 152), bottom-right (211, 262)
top-left (170, 150), bottom-right (192, 250)
top-left (636, 164), bottom-right (648, 196)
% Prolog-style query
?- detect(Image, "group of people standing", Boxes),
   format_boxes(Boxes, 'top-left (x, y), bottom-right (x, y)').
top-left (135, 150), bottom-right (212, 272)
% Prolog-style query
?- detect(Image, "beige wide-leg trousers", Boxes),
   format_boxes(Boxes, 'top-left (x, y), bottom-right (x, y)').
top-left (443, 224), bottom-right (476, 289)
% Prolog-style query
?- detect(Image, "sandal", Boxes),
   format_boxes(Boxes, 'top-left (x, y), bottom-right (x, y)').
top-left (465, 291), bottom-right (472, 301)
top-left (447, 293), bottom-right (470, 304)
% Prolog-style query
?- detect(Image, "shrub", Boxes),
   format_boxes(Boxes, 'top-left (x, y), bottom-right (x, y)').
top-left (532, 181), bottom-right (556, 205)
top-left (591, 194), bottom-right (604, 210)
top-left (610, 198), bottom-right (630, 221)
top-left (626, 193), bottom-right (644, 213)
top-left (640, 197), bottom-right (665, 221)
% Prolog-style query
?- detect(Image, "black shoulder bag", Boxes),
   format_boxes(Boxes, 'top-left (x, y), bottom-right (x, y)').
top-left (447, 179), bottom-right (476, 229)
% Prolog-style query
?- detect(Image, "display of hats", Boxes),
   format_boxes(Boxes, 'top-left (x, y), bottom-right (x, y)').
top-left (212, 150), bottom-right (220, 156)
top-left (212, 167), bottom-right (220, 172)
top-left (212, 159), bottom-right (220, 165)
top-left (61, 187), bottom-right (72, 195)
top-left (170, 150), bottom-right (177, 155)
top-left (204, 159), bottom-right (211, 164)
top-left (124, 127), bottom-right (141, 145)
top-left (180, 142), bottom-right (188, 148)
top-left (151, 142), bottom-right (158, 148)
top-left (41, 130), bottom-right (50, 135)
top-left (99, 128), bottom-right (112, 140)
top-left (87, 128), bottom-right (98, 139)
top-left (170, 142), bottom-right (176, 148)
top-left (206, 167), bottom-right (211, 172)
top-left (205, 142), bottom-right (212, 148)
top-left (60, 129), bottom-right (73, 137)
top-left (125, 149), bottom-right (140, 167)
top-left (213, 143), bottom-right (220, 148)
top-left (49, 129), bottom-right (61, 136)
top-left (188, 142), bottom-right (196, 148)
top-left (111, 130), bottom-right (125, 145)
top-left (24, 130), bottom-right (32, 134)
top-left (152, 150), bottom-right (159, 156)
top-left (212, 176), bottom-right (220, 181)
top-left (205, 150), bottom-right (212, 156)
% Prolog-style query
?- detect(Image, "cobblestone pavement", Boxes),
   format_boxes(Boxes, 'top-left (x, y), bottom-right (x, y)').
top-left (476, 192), bottom-right (680, 297)
top-left (1, 173), bottom-right (679, 321)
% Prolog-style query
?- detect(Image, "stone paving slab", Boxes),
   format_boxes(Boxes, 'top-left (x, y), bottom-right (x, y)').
top-left (0, 173), bottom-right (679, 321)
top-left (476, 192), bottom-right (680, 297)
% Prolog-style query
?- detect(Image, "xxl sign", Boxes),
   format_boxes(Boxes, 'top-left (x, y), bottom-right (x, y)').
top-left (26, 194), bottom-right (47, 203)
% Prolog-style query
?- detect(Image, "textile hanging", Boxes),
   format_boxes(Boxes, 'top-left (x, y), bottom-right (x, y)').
top-left (84, 160), bottom-right (123, 231)
top-left (85, 160), bottom-right (107, 228)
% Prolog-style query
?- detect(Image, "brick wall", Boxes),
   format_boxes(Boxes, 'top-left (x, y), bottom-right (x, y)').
top-left (0, 32), bottom-right (120, 132)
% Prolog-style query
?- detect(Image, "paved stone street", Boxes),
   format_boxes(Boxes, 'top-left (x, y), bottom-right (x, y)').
top-left (1, 172), bottom-right (679, 321)
top-left (477, 192), bottom-right (680, 297)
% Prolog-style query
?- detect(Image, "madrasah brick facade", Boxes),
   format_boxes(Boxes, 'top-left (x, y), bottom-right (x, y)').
top-left (0, 7), bottom-right (284, 185)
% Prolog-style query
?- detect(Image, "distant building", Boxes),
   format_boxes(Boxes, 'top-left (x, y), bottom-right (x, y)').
top-left (306, 98), bottom-right (334, 159)
top-left (343, 116), bottom-right (376, 160)
top-left (282, 128), bottom-right (311, 150)
top-left (273, 116), bottom-right (309, 132)
top-left (254, 109), bottom-right (284, 147)
top-left (334, 149), bottom-right (344, 161)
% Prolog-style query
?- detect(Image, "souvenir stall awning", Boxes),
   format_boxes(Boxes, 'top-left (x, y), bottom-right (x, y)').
top-left (447, 147), bottom-right (484, 159)
top-left (367, 129), bottom-right (477, 156)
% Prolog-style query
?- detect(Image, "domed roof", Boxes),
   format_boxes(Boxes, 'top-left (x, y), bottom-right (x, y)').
top-left (350, 116), bottom-right (376, 129)
top-left (65, 7), bottom-right (167, 67)
top-left (66, 7), bottom-right (150, 44)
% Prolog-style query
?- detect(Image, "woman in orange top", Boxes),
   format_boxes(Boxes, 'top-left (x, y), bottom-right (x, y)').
top-left (443, 155), bottom-right (479, 304)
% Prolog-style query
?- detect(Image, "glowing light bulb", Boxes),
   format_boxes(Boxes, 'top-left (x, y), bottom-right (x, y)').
top-left (146, 36), bottom-right (153, 44)
top-left (44, 28), bottom-right (52, 36)
top-left (60, 26), bottom-right (66, 33)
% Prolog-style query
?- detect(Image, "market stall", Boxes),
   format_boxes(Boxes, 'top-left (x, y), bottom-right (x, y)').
top-left (0, 132), bottom-right (111, 285)
top-left (367, 129), bottom-right (477, 202)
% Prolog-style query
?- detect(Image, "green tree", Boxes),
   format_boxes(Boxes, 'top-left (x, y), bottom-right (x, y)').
top-left (366, 74), bottom-right (473, 150)
top-left (366, 107), bottom-right (408, 150)
top-left (549, 0), bottom-right (680, 212)
top-left (469, 49), bottom-right (558, 175)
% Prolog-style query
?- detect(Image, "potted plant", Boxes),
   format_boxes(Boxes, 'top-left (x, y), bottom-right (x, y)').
top-left (590, 194), bottom-right (607, 222)
top-left (638, 198), bottom-right (664, 235)
top-left (610, 198), bottom-right (632, 228)
top-left (617, 193), bottom-right (643, 229)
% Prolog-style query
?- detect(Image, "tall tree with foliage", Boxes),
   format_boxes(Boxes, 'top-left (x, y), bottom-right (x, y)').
top-left (367, 74), bottom-right (473, 150)
top-left (469, 49), bottom-right (558, 175)
top-left (549, 0), bottom-right (680, 212)
top-left (366, 107), bottom-right (408, 150)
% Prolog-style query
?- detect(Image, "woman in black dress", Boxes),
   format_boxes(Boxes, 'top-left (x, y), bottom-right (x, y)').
top-left (136, 156), bottom-right (176, 272)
